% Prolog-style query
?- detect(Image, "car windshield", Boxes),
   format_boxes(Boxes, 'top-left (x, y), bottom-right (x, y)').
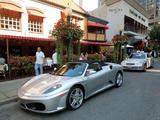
top-left (130, 53), bottom-right (146, 59)
top-left (54, 63), bottom-right (87, 77)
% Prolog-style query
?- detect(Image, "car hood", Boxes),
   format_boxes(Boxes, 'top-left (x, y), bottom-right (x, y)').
top-left (123, 59), bottom-right (145, 63)
top-left (20, 74), bottom-right (72, 96)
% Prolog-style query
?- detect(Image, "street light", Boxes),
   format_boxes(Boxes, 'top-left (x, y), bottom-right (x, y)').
top-left (118, 25), bottom-right (123, 63)
top-left (64, 6), bottom-right (72, 22)
top-left (119, 25), bottom-right (123, 36)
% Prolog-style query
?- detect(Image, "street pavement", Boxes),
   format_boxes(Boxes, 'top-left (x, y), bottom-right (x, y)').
top-left (0, 58), bottom-right (160, 120)
top-left (0, 77), bottom-right (31, 105)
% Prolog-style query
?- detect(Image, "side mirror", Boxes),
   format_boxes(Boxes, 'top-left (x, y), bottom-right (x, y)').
top-left (109, 65), bottom-right (113, 70)
top-left (86, 70), bottom-right (96, 76)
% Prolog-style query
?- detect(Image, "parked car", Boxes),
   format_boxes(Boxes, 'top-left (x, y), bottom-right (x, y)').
top-left (18, 60), bottom-right (123, 113)
top-left (121, 52), bottom-right (154, 71)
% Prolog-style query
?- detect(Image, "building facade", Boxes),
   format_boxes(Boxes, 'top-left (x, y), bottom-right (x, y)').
top-left (136, 0), bottom-right (160, 26)
top-left (0, 0), bottom-right (110, 61)
top-left (90, 0), bottom-right (149, 45)
top-left (0, 0), bottom-right (87, 58)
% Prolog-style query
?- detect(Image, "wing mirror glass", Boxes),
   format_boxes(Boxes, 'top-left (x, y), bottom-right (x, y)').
top-left (86, 70), bottom-right (96, 76)
top-left (109, 65), bottom-right (113, 70)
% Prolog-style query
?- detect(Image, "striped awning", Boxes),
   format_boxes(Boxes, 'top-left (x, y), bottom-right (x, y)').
top-left (87, 23), bottom-right (109, 29)
top-left (0, 34), bottom-right (55, 42)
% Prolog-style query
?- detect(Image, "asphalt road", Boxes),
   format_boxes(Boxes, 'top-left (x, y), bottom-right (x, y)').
top-left (0, 65), bottom-right (160, 120)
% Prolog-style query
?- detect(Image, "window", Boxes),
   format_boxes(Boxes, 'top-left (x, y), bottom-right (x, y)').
top-left (0, 15), bottom-right (20, 30)
top-left (28, 21), bottom-right (42, 33)
top-left (70, 17), bottom-right (82, 27)
top-left (97, 28), bottom-right (105, 34)
top-left (88, 26), bottom-right (96, 33)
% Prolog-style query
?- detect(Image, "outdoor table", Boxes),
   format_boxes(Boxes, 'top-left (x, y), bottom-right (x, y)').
top-left (45, 59), bottom-right (53, 67)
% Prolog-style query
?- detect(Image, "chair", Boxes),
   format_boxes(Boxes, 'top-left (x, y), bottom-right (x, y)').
top-left (0, 63), bottom-right (6, 78)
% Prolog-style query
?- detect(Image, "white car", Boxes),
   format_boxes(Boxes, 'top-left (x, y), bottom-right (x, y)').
top-left (121, 53), bottom-right (154, 71)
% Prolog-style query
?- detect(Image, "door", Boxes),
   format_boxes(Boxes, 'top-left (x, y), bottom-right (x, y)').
top-left (84, 63), bottom-right (105, 95)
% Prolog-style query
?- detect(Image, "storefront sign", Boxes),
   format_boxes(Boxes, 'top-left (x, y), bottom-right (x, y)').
top-left (129, 9), bottom-right (146, 23)
top-left (109, 8), bottom-right (123, 14)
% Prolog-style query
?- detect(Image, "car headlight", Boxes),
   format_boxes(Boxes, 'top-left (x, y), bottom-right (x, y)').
top-left (121, 61), bottom-right (126, 65)
top-left (43, 84), bottom-right (62, 94)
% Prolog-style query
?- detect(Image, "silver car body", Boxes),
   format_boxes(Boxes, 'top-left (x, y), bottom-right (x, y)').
top-left (121, 53), bottom-right (154, 71)
top-left (18, 61), bottom-right (123, 113)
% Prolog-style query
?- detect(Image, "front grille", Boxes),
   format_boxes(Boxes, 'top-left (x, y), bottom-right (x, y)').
top-left (26, 103), bottom-right (46, 111)
top-left (20, 103), bottom-right (26, 108)
top-left (126, 63), bottom-right (135, 65)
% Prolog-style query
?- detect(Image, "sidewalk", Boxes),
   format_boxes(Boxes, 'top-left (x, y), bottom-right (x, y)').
top-left (0, 77), bottom-right (31, 105)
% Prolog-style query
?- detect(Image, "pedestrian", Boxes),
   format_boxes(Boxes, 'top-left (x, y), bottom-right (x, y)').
top-left (85, 52), bottom-right (88, 60)
top-left (101, 52), bottom-right (105, 62)
top-left (127, 49), bottom-right (131, 56)
top-left (35, 47), bottom-right (45, 76)
top-left (137, 49), bottom-right (140, 53)
top-left (80, 52), bottom-right (85, 60)
top-left (52, 50), bottom-right (58, 70)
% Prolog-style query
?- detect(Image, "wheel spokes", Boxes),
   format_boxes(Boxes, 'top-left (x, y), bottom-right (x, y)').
top-left (69, 88), bottom-right (83, 109)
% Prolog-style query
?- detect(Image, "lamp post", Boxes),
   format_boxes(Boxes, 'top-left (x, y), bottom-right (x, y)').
top-left (64, 5), bottom-right (73, 61)
top-left (118, 25), bottom-right (123, 63)
top-left (64, 6), bottom-right (72, 23)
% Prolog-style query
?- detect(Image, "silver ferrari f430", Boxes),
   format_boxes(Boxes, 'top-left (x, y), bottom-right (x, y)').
top-left (18, 60), bottom-right (123, 113)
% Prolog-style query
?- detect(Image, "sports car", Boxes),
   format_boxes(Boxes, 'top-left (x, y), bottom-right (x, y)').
top-left (18, 60), bottom-right (123, 113)
top-left (121, 52), bottom-right (154, 71)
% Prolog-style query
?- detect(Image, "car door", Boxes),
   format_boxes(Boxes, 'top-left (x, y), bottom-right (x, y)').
top-left (84, 63), bottom-right (105, 95)
top-left (104, 65), bottom-right (116, 84)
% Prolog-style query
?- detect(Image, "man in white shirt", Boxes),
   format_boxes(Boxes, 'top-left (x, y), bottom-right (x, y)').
top-left (35, 47), bottom-right (45, 76)
top-left (52, 51), bottom-right (57, 70)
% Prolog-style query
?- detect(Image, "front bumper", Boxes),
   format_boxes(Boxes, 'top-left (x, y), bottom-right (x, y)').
top-left (18, 91), bottom-right (69, 113)
top-left (122, 65), bottom-right (144, 71)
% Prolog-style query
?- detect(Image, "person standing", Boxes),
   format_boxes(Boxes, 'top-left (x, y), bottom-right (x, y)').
top-left (85, 52), bottom-right (88, 60)
top-left (52, 50), bottom-right (57, 70)
top-left (35, 47), bottom-right (45, 76)
top-left (80, 52), bottom-right (85, 60)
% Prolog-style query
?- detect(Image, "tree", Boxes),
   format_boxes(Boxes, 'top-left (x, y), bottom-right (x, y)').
top-left (112, 35), bottom-right (128, 63)
top-left (149, 25), bottom-right (160, 53)
top-left (52, 19), bottom-right (84, 65)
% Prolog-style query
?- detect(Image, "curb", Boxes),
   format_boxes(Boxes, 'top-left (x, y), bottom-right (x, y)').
top-left (0, 96), bottom-right (18, 106)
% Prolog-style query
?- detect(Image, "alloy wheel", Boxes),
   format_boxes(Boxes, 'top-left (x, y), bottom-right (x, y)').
top-left (68, 87), bottom-right (84, 110)
top-left (115, 73), bottom-right (123, 87)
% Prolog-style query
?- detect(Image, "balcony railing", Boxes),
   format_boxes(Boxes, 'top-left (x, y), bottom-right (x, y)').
top-left (88, 33), bottom-right (96, 41)
top-left (88, 33), bottom-right (105, 41)
top-left (124, 24), bottom-right (147, 34)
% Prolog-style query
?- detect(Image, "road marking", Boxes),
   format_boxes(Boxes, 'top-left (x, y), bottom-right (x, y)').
top-left (147, 69), bottom-right (160, 73)
top-left (136, 89), bottom-right (141, 93)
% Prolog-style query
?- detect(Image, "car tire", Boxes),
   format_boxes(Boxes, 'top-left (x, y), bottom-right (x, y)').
top-left (67, 86), bottom-right (84, 110)
top-left (115, 72), bottom-right (123, 87)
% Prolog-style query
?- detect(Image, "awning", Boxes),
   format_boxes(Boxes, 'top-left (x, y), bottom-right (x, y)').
top-left (80, 41), bottom-right (114, 46)
top-left (27, 9), bottom-right (45, 18)
top-left (0, 34), bottom-right (55, 42)
top-left (87, 23), bottom-right (109, 29)
top-left (0, 2), bottom-right (23, 13)
top-left (137, 41), bottom-right (145, 48)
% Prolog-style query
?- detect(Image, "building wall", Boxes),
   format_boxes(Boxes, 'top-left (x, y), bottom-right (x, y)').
top-left (106, 1), bottom-right (124, 41)
top-left (0, 0), bottom-right (85, 39)
top-left (123, 1), bottom-right (148, 26)
top-left (106, 0), bottom-right (148, 41)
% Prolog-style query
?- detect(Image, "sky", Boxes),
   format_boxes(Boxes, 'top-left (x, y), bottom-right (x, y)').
top-left (73, 0), bottom-right (98, 11)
